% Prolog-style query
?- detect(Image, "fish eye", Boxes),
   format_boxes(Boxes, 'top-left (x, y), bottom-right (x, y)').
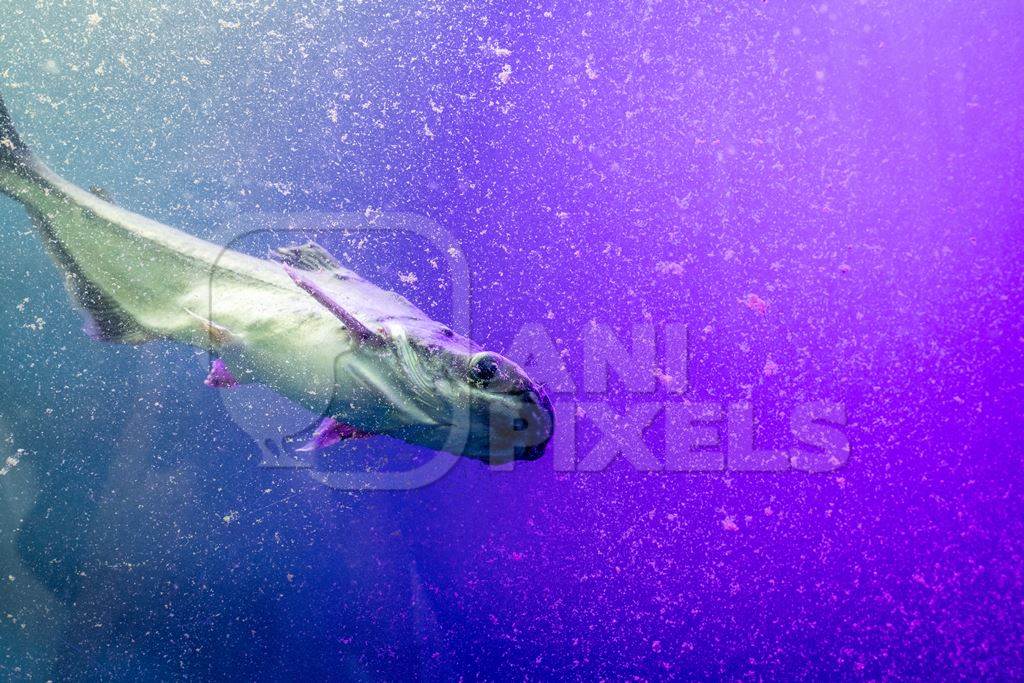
top-left (468, 354), bottom-right (500, 384)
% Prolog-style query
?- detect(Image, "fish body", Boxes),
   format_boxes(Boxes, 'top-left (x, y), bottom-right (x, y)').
top-left (0, 94), bottom-right (553, 462)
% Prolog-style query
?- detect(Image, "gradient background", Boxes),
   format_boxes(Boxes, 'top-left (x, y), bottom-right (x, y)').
top-left (1, 1), bottom-right (1022, 679)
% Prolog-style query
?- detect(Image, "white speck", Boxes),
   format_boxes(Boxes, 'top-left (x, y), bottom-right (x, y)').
top-left (673, 192), bottom-right (692, 210)
top-left (0, 451), bottom-right (24, 477)
top-left (497, 64), bottom-right (512, 85)
top-left (655, 261), bottom-right (686, 277)
top-left (485, 40), bottom-right (512, 57)
top-left (743, 293), bottom-right (768, 315)
top-left (265, 181), bottom-right (293, 197)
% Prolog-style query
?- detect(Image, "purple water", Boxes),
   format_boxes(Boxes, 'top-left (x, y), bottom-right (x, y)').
top-left (0, 2), bottom-right (1021, 679)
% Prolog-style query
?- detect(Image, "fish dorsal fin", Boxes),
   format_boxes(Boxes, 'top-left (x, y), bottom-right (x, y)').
top-left (274, 241), bottom-right (342, 272)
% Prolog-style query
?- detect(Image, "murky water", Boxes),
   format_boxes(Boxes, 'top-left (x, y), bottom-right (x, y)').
top-left (1, 2), bottom-right (1022, 679)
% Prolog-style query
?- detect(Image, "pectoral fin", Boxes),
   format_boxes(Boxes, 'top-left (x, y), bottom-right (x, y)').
top-left (296, 417), bottom-right (372, 452)
top-left (281, 264), bottom-right (383, 346)
top-left (204, 358), bottom-right (239, 388)
top-left (183, 309), bottom-right (238, 348)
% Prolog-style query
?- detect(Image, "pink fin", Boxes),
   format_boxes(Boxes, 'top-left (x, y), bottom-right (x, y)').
top-left (204, 358), bottom-right (239, 388)
top-left (82, 317), bottom-right (104, 341)
top-left (297, 417), bottom-right (372, 452)
top-left (282, 264), bottom-right (382, 345)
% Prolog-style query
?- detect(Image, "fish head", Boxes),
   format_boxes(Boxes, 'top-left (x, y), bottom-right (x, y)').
top-left (277, 260), bottom-right (552, 462)
top-left (386, 323), bottom-right (555, 463)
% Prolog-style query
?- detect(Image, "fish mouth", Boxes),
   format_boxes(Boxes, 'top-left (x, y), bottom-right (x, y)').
top-left (507, 386), bottom-right (555, 461)
top-left (518, 440), bottom-right (549, 461)
top-left (404, 386), bottom-right (555, 462)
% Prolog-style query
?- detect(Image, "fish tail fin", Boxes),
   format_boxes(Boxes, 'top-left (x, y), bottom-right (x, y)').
top-left (0, 93), bottom-right (32, 173)
top-left (1, 91), bottom-right (152, 344)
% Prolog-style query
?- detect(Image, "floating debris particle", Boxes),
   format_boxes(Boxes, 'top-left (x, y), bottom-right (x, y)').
top-left (743, 293), bottom-right (768, 315)
top-left (655, 261), bottom-right (686, 277)
top-left (0, 450), bottom-right (25, 477)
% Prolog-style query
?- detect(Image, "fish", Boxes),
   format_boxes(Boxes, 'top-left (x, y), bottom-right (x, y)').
top-left (0, 93), bottom-right (553, 463)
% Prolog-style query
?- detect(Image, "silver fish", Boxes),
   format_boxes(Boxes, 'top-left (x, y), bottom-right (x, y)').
top-left (0, 94), bottom-right (553, 463)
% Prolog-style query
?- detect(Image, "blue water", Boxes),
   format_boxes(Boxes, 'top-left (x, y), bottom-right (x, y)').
top-left (3, 2), bottom-right (1024, 680)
